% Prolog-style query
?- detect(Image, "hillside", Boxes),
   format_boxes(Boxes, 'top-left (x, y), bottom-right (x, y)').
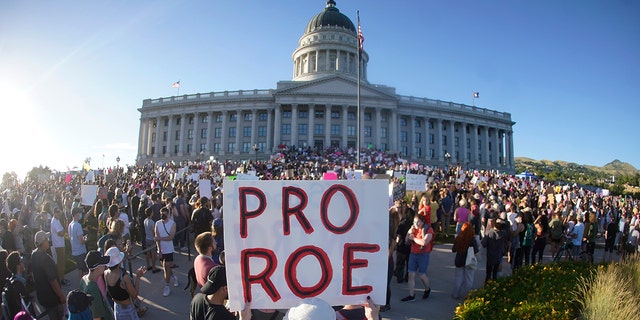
top-left (515, 158), bottom-right (639, 177)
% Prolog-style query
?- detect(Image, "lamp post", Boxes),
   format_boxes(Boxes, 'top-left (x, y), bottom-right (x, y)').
top-left (252, 144), bottom-right (259, 162)
top-left (116, 156), bottom-right (120, 168)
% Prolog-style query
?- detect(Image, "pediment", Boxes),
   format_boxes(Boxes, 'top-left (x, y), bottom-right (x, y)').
top-left (274, 75), bottom-right (397, 100)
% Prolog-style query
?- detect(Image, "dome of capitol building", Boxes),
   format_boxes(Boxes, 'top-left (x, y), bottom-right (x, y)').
top-left (137, 0), bottom-right (515, 172)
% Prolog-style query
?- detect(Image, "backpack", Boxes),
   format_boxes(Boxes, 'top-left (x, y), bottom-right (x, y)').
top-left (2, 276), bottom-right (30, 319)
top-left (550, 219), bottom-right (563, 240)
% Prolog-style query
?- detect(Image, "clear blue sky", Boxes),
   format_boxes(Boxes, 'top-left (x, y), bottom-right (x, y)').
top-left (1, 0), bottom-right (638, 179)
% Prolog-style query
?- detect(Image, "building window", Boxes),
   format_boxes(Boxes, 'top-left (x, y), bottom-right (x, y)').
top-left (200, 143), bottom-right (206, 152)
top-left (443, 124), bottom-right (447, 131)
top-left (229, 127), bottom-right (236, 138)
top-left (258, 126), bottom-right (267, 137)
top-left (202, 116), bottom-right (208, 124)
top-left (281, 140), bottom-right (290, 146)
top-left (381, 127), bottom-right (387, 138)
top-left (315, 110), bottom-right (324, 119)
top-left (381, 113), bottom-right (388, 122)
top-left (455, 151), bottom-right (460, 160)
top-left (364, 112), bottom-right (372, 121)
top-left (455, 137), bottom-right (459, 147)
top-left (162, 146), bottom-right (167, 154)
top-left (299, 110), bottom-right (308, 118)
top-left (331, 125), bottom-right (340, 135)
top-left (164, 119), bottom-right (169, 126)
top-left (331, 140), bottom-right (340, 147)
top-left (259, 112), bottom-right (268, 121)
top-left (201, 128), bottom-right (207, 139)
top-left (189, 116), bottom-right (194, 124)
top-left (347, 125), bottom-right (356, 137)
top-left (348, 111), bottom-right (356, 120)
top-left (174, 145), bottom-right (179, 155)
top-left (298, 124), bottom-right (308, 135)
top-left (187, 144), bottom-right (192, 153)
top-left (429, 121), bottom-right (434, 129)
top-left (414, 147), bottom-right (422, 157)
top-left (415, 132), bottom-right (421, 143)
top-left (364, 126), bottom-right (372, 137)
top-left (454, 124), bottom-right (459, 132)
top-left (243, 142), bottom-right (251, 152)
top-left (244, 127), bottom-right (252, 137)
top-left (380, 143), bottom-right (387, 150)
top-left (188, 129), bottom-right (193, 140)
top-left (399, 118), bottom-right (407, 127)
top-left (414, 119), bottom-right (421, 127)
top-left (314, 124), bottom-right (324, 135)
top-left (430, 134), bottom-right (435, 144)
top-left (162, 132), bottom-right (168, 142)
top-left (400, 131), bottom-right (407, 142)
top-left (215, 128), bottom-right (222, 138)
top-left (430, 149), bottom-right (435, 159)
top-left (213, 143), bottom-right (220, 153)
top-left (230, 113), bottom-right (237, 122)
top-left (467, 138), bottom-right (471, 149)
top-left (282, 110), bottom-right (292, 118)
top-left (258, 142), bottom-right (266, 151)
top-left (175, 130), bottom-right (180, 141)
top-left (228, 142), bottom-right (235, 152)
top-left (244, 113), bottom-right (252, 121)
top-left (489, 142), bottom-right (492, 151)
top-left (216, 114), bottom-right (223, 123)
top-left (443, 135), bottom-right (447, 146)
top-left (401, 146), bottom-right (408, 156)
top-left (176, 117), bottom-right (181, 125)
top-left (331, 110), bottom-right (340, 119)
top-left (478, 141), bottom-right (482, 150)
top-left (282, 124), bottom-right (291, 135)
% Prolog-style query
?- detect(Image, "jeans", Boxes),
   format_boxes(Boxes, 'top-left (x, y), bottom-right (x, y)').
top-left (453, 266), bottom-right (475, 298)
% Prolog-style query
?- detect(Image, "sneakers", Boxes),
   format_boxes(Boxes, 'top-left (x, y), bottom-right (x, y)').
top-left (173, 275), bottom-right (179, 287)
top-left (423, 287), bottom-right (431, 299)
top-left (401, 295), bottom-right (416, 302)
top-left (162, 285), bottom-right (170, 297)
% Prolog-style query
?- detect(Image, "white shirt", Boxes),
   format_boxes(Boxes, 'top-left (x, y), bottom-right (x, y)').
top-left (155, 219), bottom-right (175, 254)
top-left (118, 212), bottom-right (130, 237)
top-left (50, 217), bottom-right (65, 248)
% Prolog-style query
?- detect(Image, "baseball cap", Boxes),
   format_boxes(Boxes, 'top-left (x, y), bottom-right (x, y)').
top-left (34, 231), bottom-right (50, 246)
top-left (85, 250), bottom-right (111, 270)
top-left (67, 289), bottom-right (93, 313)
top-left (283, 298), bottom-right (336, 320)
top-left (201, 266), bottom-right (227, 295)
top-left (105, 247), bottom-right (125, 268)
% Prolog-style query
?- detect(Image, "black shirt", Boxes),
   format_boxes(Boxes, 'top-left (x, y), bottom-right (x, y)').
top-left (31, 249), bottom-right (60, 308)
top-left (190, 293), bottom-right (236, 320)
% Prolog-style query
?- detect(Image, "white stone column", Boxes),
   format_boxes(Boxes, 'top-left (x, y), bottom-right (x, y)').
top-left (509, 130), bottom-right (514, 168)
top-left (471, 124), bottom-right (479, 166)
top-left (192, 113), bottom-right (200, 155)
top-left (494, 129), bottom-right (501, 168)
top-left (436, 119), bottom-right (443, 161)
top-left (154, 117), bottom-right (161, 157)
top-left (448, 120), bottom-right (455, 162)
top-left (423, 117), bottom-right (429, 160)
top-left (166, 115), bottom-right (173, 156)
top-left (137, 117), bottom-right (144, 159)
top-left (461, 122), bottom-right (468, 165)
top-left (390, 111), bottom-right (397, 152)
top-left (220, 111), bottom-right (228, 156)
top-left (291, 104), bottom-right (298, 147)
top-left (266, 109), bottom-right (273, 152)
top-left (273, 106), bottom-right (282, 151)
top-left (375, 108), bottom-right (382, 149)
top-left (235, 111), bottom-right (241, 155)
top-left (409, 115), bottom-right (415, 158)
top-left (146, 118), bottom-right (153, 156)
top-left (251, 109), bottom-right (258, 151)
top-left (207, 111), bottom-right (213, 155)
top-left (308, 104), bottom-right (315, 148)
top-left (483, 126), bottom-right (490, 166)
top-left (342, 105), bottom-right (349, 148)
top-left (325, 105), bottom-right (331, 147)
top-left (179, 113), bottom-right (186, 156)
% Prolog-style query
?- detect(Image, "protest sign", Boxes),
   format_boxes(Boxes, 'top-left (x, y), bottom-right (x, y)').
top-left (405, 174), bottom-right (427, 192)
top-left (199, 179), bottom-right (212, 199)
top-left (80, 185), bottom-right (98, 206)
top-left (223, 180), bottom-right (388, 310)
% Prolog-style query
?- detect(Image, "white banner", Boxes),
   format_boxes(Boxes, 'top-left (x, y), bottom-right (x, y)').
top-left (223, 180), bottom-right (388, 310)
top-left (405, 173), bottom-right (427, 191)
top-left (80, 185), bottom-right (98, 206)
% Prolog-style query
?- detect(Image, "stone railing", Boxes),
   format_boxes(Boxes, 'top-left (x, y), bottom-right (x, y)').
top-left (397, 95), bottom-right (511, 119)
top-left (143, 89), bottom-right (274, 107)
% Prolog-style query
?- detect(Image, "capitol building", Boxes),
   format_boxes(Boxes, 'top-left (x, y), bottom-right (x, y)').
top-left (137, 0), bottom-right (515, 172)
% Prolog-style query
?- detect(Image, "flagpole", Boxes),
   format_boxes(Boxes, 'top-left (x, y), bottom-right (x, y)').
top-left (356, 11), bottom-right (361, 168)
top-left (472, 91), bottom-right (475, 107)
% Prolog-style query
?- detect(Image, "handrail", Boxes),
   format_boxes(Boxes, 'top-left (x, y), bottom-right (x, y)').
top-left (126, 225), bottom-right (193, 276)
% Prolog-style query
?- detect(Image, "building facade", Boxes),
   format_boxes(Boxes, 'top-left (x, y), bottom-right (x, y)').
top-left (137, 0), bottom-right (515, 172)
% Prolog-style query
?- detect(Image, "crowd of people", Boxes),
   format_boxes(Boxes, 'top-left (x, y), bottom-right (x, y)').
top-left (0, 146), bottom-right (638, 319)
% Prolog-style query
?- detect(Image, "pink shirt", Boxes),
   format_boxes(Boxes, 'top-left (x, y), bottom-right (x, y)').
top-left (194, 254), bottom-right (218, 287)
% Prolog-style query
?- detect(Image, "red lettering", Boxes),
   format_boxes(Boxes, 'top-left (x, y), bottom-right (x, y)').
top-left (282, 186), bottom-right (313, 235)
top-left (239, 187), bottom-right (267, 238)
top-left (285, 246), bottom-right (332, 298)
top-left (241, 248), bottom-right (281, 303)
top-left (342, 243), bottom-right (379, 295)
top-left (320, 184), bottom-right (359, 234)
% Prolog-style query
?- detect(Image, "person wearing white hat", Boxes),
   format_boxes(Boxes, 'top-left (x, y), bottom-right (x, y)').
top-left (30, 230), bottom-right (65, 320)
top-left (104, 246), bottom-right (147, 319)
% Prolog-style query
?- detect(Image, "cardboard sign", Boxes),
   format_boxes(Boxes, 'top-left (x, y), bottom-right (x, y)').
top-left (405, 174), bottom-right (427, 192)
top-left (80, 185), bottom-right (98, 206)
top-left (223, 180), bottom-right (388, 310)
top-left (199, 179), bottom-right (212, 199)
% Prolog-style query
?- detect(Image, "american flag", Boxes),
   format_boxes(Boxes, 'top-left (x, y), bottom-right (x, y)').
top-left (172, 81), bottom-right (180, 88)
top-left (358, 13), bottom-right (364, 54)
top-left (473, 92), bottom-right (479, 98)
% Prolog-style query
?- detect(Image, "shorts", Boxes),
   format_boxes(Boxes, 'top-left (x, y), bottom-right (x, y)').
top-left (145, 240), bottom-right (155, 251)
top-left (73, 253), bottom-right (88, 272)
top-left (407, 252), bottom-right (430, 274)
top-left (160, 253), bottom-right (174, 262)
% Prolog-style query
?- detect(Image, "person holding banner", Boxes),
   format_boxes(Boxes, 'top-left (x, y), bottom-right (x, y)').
top-left (401, 214), bottom-right (434, 302)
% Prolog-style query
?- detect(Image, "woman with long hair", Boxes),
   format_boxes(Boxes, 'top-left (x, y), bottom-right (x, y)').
top-left (451, 222), bottom-right (478, 299)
